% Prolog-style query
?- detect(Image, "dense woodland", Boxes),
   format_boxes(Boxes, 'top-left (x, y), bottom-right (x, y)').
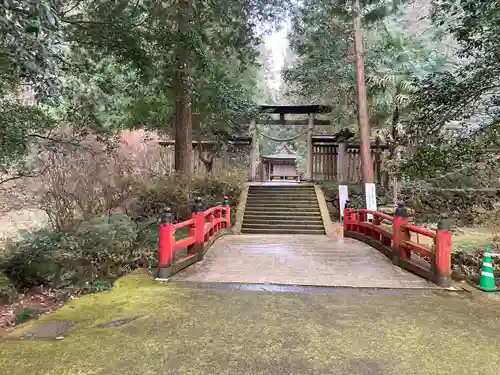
top-left (1, 0), bottom-right (499, 180)
top-left (282, 0), bottom-right (499, 182)
top-left (0, 0), bottom-right (499, 309)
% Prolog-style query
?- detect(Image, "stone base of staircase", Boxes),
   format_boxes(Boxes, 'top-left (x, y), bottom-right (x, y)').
top-left (241, 185), bottom-right (326, 235)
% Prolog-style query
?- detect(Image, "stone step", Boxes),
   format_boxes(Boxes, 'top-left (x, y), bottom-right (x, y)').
top-left (246, 199), bottom-right (318, 205)
top-left (244, 215), bottom-right (321, 221)
top-left (243, 212), bottom-right (322, 221)
top-left (247, 195), bottom-right (316, 200)
top-left (243, 215), bottom-right (323, 225)
top-left (242, 222), bottom-right (324, 228)
top-left (250, 184), bottom-right (314, 190)
top-left (242, 223), bottom-right (325, 230)
top-left (249, 189), bottom-right (315, 193)
top-left (246, 199), bottom-right (318, 207)
top-left (244, 207), bottom-right (321, 214)
top-left (245, 207), bottom-right (321, 214)
top-left (241, 227), bottom-right (326, 235)
top-left (248, 187), bottom-right (316, 194)
top-left (247, 194), bottom-right (317, 199)
top-left (249, 187), bottom-right (315, 191)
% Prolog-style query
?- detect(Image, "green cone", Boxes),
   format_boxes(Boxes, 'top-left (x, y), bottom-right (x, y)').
top-left (478, 248), bottom-right (497, 292)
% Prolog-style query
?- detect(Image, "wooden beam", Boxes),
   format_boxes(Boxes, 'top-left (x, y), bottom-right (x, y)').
top-left (258, 119), bottom-right (331, 126)
top-left (257, 104), bottom-right (332, 114)
top-left (305, 114), bottom-right (314, 181)
top-left (158, 136), bottom-right (252, 147)
top-left (250, 119), bottom-right (257, 181)
top-left (337, 142), bottom-right (347, 183)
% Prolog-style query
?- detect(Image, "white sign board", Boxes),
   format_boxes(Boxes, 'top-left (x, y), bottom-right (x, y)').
top-left (338, 185), bottom-right (349, 219)
top-left (365, 182), bottom-right (377, 220)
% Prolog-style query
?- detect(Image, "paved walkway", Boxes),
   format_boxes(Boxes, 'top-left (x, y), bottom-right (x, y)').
top-left (174, 234), bottom-right (436, 288)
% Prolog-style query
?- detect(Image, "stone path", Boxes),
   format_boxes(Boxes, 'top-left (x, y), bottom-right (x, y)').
top-left (174, 234), bottom-right (437, 288)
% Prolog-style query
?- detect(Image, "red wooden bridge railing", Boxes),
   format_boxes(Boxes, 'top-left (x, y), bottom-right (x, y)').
top-left (343, 202), bottom-right (452, 287)
top-left (157, 197), bottom-right (231, 279)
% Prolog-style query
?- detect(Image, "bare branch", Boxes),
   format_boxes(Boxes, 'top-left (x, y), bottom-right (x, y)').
top-left (0, 166), bottom-right (49, 186)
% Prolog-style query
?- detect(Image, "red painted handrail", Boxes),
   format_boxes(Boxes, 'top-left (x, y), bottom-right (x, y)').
top-left (343, 207), bottom-right (452, 287)
top-left (404, 224), bottom-right (436, 238)
top-left (352, 209), bottom-right (394, 222)
top-left (157, 200), bottom-right (231, 279)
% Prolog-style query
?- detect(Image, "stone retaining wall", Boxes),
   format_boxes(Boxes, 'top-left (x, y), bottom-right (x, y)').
top-left (321, 183), bottom-right (500, 225)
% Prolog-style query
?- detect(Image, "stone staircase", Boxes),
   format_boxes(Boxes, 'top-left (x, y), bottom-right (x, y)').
top-left (241, 185), bottom-right (326, 234)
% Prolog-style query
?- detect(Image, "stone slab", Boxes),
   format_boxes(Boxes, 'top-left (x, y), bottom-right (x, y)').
top-left (22, 320), bottom-right (73, 340)
top-left (174, 234), bottom-right (438, 289)
top-left (101, 317), bottom-right (137, 328)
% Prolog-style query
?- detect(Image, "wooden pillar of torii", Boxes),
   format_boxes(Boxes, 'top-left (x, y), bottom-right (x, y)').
top-left (305, 113), bottom-right (314, 181)
top-left (250, 118), bottom-right (258, 181)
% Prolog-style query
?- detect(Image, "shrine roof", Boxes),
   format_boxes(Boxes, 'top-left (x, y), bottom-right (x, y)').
top-left (257, 105), bottom-right (332, 114)
top-left (261, 153), bottom-right (296, 160)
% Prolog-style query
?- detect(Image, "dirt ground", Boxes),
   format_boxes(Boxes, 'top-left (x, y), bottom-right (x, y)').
top-left (1, 271), bottom-right (500, 375)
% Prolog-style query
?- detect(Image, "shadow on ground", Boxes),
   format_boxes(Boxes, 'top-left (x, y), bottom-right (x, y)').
top-left (1, 270), bottom-right (500, 375)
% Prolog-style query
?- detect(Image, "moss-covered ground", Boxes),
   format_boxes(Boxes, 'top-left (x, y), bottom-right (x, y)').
top-left (1, 271), bottom-right (500, 375)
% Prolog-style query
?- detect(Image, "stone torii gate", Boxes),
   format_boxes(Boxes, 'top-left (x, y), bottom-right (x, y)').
top-left (249, 105), bottom-right (332, 181)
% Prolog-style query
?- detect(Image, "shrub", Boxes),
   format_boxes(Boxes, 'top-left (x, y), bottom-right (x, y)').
top-left (39, 143), bottom-right (135, 232)
top-left (67, 213), bottom-right (140, 282)
top-left (488, 202), bottom-right (500, 250)
top-left (129, 169), bottom-right (246, 221)
top-left (0, 213), bottom-right (149, 292)
top-left (15, 307), bottom-right (38, 325)
top-left (0, 272), bottom-right (18, 304)
top-left (1, 230), bottom-right (68, 289)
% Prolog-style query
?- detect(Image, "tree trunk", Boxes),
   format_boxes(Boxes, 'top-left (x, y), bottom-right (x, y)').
top-left (352, 0), bottom-right (373, 184)
top-left (390, 104), bottom-right (400, 157)
top-left (174, 0), bottom-right (193, 173)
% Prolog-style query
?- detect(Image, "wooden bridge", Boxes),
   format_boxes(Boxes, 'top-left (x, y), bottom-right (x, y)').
top-left (155, 104), bottom-right (452, 289)
top-left (156, 183), bottom-right (452, 289)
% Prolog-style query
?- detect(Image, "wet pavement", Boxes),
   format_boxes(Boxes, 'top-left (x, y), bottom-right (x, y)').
top-left (174, 234), bottom-right (437, 289)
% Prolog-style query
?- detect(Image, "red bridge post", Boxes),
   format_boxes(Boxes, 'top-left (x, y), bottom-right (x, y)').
top-left (434, 218), bottom-right (452, 287)
top-left (192, 197), bottom-right (205, 261)
top-left (157, 207), bottom-right (174, 279)
top-left (224, 196), bottom-right (231, 228)
top-left (342, 203), bottom-right (453, 287)
top-left (343, 200), bottom-right (354, 233)
top-left (392, 203), bottom-right (408, 265)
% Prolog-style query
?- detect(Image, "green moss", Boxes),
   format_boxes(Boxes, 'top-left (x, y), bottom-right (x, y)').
top-left (2, 274), bottom-right (500, 375)
top-left (14, 307), bottom-right (38, 325)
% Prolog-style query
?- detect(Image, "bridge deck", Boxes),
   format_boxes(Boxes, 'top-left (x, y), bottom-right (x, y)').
top-left (174, 235), bottom-right (437, 289)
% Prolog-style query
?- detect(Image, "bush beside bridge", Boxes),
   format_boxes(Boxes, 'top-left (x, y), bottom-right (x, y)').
top-left (0, 171), bottom-right (245, 319)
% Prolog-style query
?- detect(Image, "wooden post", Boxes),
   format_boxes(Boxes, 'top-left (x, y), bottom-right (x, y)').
top-left (392, 203), bottom-right (408, 265)
top-left (223, 196), bottom-right (231, 228)
top-left (192, 197), bottom-right (205, 261)
top-left (392, 146), bottom-right (403, 205)
top-left (375, 135), bottom-right (382, 184)
top-left (250, 119), bottom-right (257, 181)
top-left (157, 207), bottom-right (174, 280)
top-left (337, 142), bottom-right (346, 183)
top-left (434, 217), bottom-right (452, 287)
top-left (392, 173), bottom-right (399, 206)
top-left (306, 113), bottom-right (314, 181)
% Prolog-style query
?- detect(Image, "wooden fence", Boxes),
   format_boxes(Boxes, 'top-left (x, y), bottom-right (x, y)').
top-left (312, 140), bottom-right (389, 183)
top-left (159, 140), bottom-right (251, 175)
